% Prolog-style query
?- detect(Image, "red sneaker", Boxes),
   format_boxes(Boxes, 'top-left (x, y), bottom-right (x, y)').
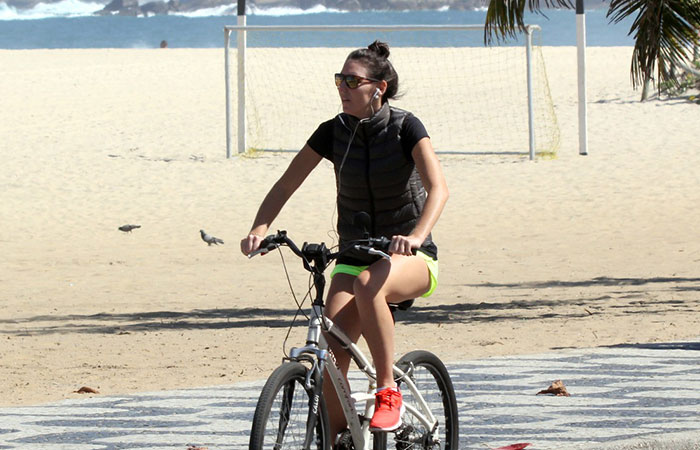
top-left (369, 387), bottom-right (404, 431)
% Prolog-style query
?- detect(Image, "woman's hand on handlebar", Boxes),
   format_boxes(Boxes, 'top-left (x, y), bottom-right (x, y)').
top-left (389, 234), bottom-right (422, 256)
top-left (240, 233), bottom-right (265, 256)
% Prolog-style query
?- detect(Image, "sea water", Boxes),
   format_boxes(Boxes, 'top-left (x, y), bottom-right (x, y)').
top-left (0, 3), bottom-right (636, 49)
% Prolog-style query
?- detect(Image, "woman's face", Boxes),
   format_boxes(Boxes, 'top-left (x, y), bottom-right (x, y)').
top-left (337, 59), bottom-right (382, 119)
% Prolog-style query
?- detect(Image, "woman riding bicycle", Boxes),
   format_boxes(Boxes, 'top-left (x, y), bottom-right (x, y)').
top-left (240, 40), bottom-right (449, 445)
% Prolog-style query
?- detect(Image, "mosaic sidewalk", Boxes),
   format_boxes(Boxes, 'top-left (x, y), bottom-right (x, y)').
top-left (1, 341), bottom-right (698, 449)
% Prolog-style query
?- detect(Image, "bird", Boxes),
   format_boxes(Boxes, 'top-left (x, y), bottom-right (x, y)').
top-left (200, 229), bottom-right (224, 246)
top-left (118, 224), bottom-right (141, 233)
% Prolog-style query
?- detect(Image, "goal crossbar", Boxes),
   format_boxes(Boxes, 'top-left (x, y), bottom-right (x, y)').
top-left (224, 23), bottom-right (543, 159)
top-left (225, 24), bottom-right (492, 31)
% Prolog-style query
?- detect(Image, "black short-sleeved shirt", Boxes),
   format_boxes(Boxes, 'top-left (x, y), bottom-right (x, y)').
top-left (307, 114), bottom-right (429, 161)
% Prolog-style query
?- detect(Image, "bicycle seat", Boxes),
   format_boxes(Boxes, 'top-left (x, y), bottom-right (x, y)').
top-left (389, 299), bottom-right (414, 311)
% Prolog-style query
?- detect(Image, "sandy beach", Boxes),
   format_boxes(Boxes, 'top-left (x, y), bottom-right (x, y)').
top-left (0, 47), bottom-right (698, 407)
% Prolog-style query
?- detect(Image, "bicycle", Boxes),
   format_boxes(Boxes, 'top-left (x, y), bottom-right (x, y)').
top-left (247, 229), bottom-right (459, 450)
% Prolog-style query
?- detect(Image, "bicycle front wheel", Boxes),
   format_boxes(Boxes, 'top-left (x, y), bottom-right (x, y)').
top-left (249, 361), bottom-right (331, 450)
top-left (394, 350), bottom-right (459, 449)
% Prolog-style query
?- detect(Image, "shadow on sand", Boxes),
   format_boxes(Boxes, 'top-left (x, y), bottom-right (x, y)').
top-left (2, 276), bottom-right (698, 336)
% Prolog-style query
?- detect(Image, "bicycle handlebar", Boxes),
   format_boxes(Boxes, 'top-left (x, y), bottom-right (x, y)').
top-left (246, 230), bottom-right (299, 258)
top-left (247, 230), bottom-right (392, 267)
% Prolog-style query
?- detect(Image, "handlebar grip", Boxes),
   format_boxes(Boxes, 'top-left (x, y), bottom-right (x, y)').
top-left (247, 246), bottom-right (270, 258)
top-left (247, 234), bottom-right (281, 258)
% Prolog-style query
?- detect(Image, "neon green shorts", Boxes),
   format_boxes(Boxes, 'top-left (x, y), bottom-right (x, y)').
top-left (330, 251), bottom-right (439, 298)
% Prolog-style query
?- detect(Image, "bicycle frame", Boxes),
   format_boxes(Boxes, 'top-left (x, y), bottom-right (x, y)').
top-left (289, 302), bottom-right (440, 450)
top-left (251, 232), bottom-right (442, 449)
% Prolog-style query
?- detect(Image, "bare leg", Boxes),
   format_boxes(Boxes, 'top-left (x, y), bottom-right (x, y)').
top-left (322, 256), bottom-right (431, 438)
top-left (322, 274), bottom-right (362, 440)
top-left (353, 254), bottom-right (431, 389)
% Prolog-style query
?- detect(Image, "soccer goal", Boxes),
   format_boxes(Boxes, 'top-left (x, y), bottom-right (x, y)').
top-left (224, 24), bottom-right (560, 160)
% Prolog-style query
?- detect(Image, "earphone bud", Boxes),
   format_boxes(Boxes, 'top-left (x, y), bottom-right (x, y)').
top-left (372, 88), bottom-right (382, 100)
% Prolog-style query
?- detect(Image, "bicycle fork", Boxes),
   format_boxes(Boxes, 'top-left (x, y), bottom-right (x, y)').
top-left (303, 365), bottom-right (324, 450)
top-left (289, 303), bottom-right (328, 450)
top-left (291, 303), bottom-right (368, 449)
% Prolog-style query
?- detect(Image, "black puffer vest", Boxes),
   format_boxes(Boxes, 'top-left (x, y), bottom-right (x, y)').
top-left (332, 103), bottom-right (435, 265)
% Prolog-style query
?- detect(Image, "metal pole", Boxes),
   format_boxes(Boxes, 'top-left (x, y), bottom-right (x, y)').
top-left (225, 29), bottom-right (232, 158)
top-left (236, 0), bottom-right (247, 155)
top-left (576, 0), bottom-right (589, 155)
top-left (525, 26), bottom-right (536, 161)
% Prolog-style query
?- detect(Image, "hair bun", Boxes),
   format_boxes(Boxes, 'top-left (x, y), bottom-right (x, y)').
top-left (367, 40), bottom-right (390, 59)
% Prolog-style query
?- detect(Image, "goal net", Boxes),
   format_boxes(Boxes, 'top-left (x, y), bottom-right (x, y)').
top-left (224, 25), bottom-right (560, 158)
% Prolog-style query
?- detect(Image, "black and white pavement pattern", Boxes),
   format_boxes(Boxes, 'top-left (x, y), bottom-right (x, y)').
top-left (0, 342), bottom-right (698, 449)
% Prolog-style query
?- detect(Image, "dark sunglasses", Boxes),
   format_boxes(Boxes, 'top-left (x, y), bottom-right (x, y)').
top-left (334, 73), bottom-right (380, 89)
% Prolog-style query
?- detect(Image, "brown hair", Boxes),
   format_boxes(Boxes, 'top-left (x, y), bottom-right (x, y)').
top-left (346, 40), bottom-right (400, 103)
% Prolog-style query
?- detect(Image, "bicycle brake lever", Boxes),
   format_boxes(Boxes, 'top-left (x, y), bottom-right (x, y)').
top-left (247, 243), bottom-right (279, 258)
top-left (354, 245), bottom-right (391, 261)
top-left (367, 248), bottom-right (391, 260)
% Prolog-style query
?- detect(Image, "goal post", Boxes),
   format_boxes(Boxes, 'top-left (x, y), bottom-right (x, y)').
top-left (224, 24), bottom-right (560, 160)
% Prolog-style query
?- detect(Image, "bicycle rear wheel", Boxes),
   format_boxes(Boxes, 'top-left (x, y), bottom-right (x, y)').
top-left (249, 361), bottom-right (330, 450)
top-left (393, 350), bottom-right (459, 449)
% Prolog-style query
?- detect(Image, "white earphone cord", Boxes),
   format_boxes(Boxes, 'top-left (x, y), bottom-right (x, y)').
top-left (330, 115), bottom-right (365, 244)
top-left (329, 89), bottom-right (380, 243)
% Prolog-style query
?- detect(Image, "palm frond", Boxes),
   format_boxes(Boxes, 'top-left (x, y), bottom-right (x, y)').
top-left (607, 0), bottom-right (700, 92)
top-left (484, 0), bottom-right (574, 45)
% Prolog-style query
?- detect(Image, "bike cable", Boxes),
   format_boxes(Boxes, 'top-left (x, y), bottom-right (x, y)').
top-left (276, 246), bottom-right (315, 358)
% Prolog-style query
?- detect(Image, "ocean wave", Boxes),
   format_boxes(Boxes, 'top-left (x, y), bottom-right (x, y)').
top-left (247, 4), bottom-right (341, 16)
top-left (1, 0), bottom-right (357, 20)
top-left (171, 3), bottom-right (340, 17)
top-left (0, 0), bottom-right (102, 19)
top-left (1, 0), bottom-right (476, 21)
top-left (171, 3), bottom-right (236, 17)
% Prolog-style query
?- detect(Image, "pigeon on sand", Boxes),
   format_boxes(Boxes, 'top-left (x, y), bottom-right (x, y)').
top-left (118, 224), bottom-right (141, 233)
top-left (200, 229), bottom-right (224, 246)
